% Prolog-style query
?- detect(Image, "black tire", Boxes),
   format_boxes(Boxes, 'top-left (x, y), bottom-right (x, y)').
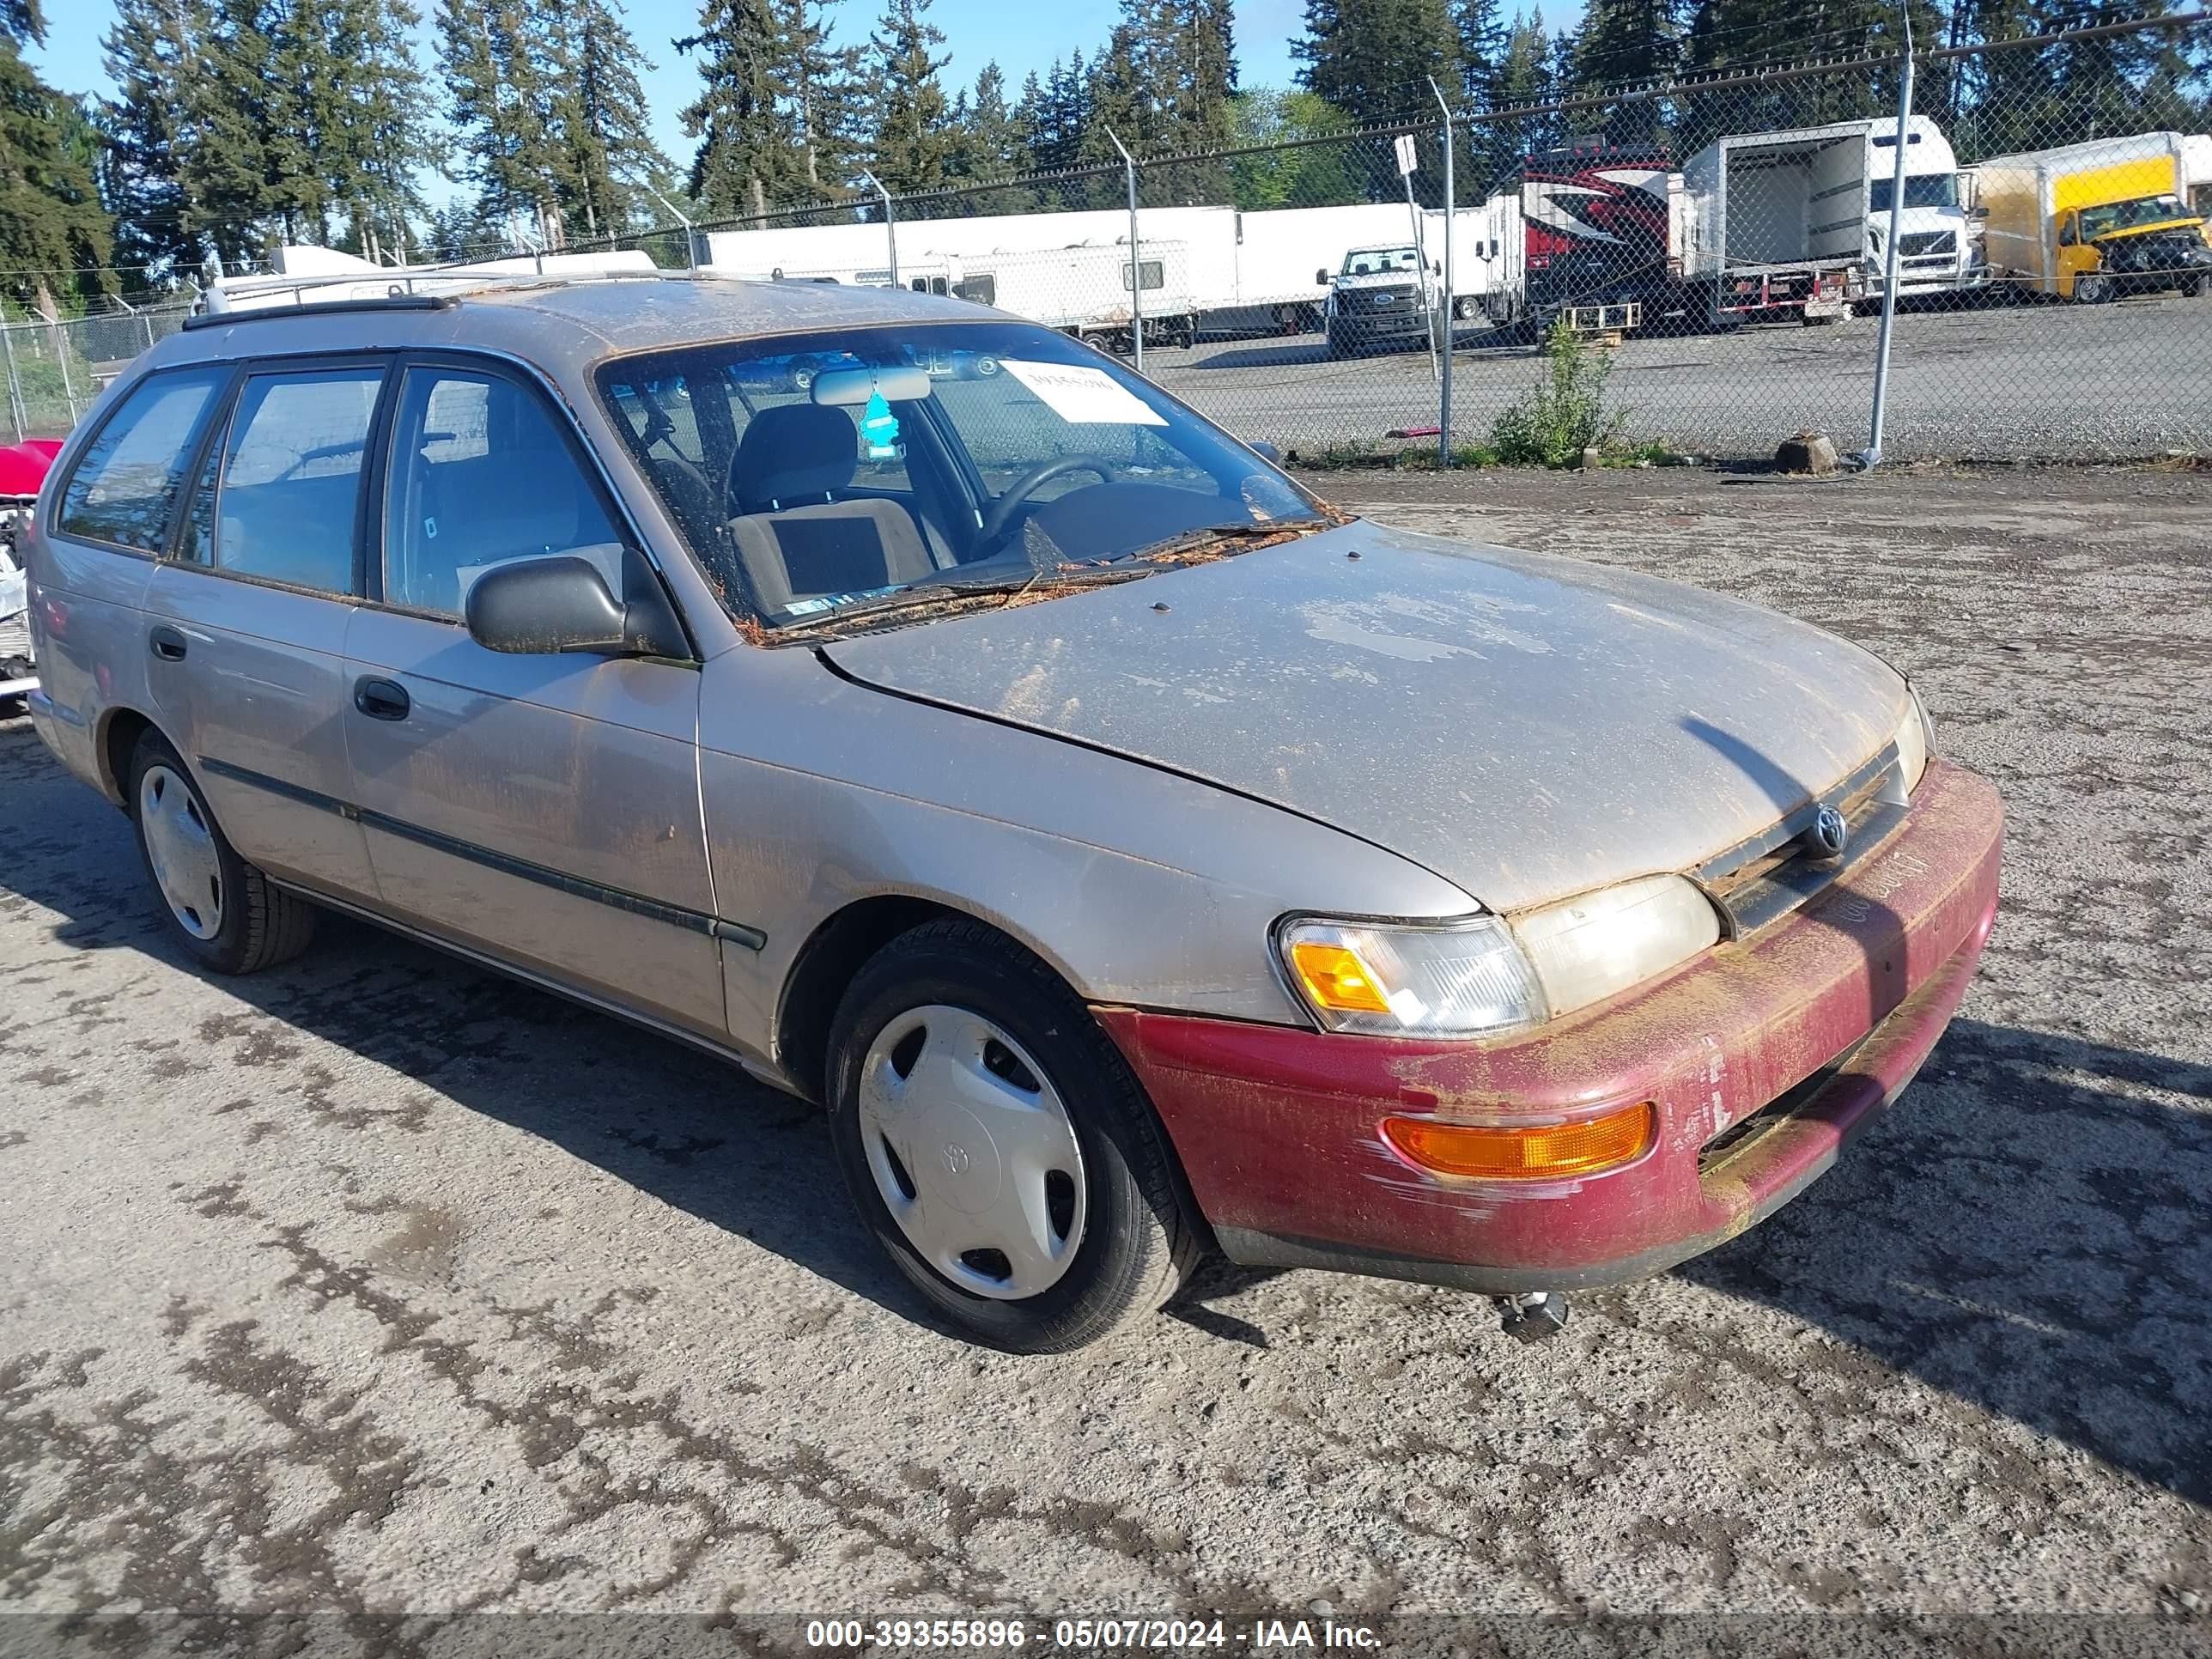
top-left (2074, 273), bottom-right (2115, 305)
top-left (127, 728), bottom-right (316, 975)
top-left (2192, 272), bottom-right (2212, 301)
top-left (826, 917), bottom-right (1200, 1352)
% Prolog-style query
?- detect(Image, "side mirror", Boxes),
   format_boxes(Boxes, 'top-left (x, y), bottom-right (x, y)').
top-left (1432, 260), bottom-right (1442, 275)
top-left (1316, 267), bottom-right (1329, 286)
top-left (1968, 204), bottom-right (1989, 222)
top-left (1249, 440), bottom-right (1283, 465)
top-left (465, 553), bottom-right (685, 658)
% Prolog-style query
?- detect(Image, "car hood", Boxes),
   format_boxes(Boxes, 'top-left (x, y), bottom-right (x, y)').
top-left (822, 520), bottom-right (1911, 912)
top-left (1334, 271), bottom-right (1422, 289)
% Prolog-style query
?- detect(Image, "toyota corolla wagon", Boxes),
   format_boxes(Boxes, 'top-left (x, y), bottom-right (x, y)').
top-left (22, 270), bottom-right (2001, 1351)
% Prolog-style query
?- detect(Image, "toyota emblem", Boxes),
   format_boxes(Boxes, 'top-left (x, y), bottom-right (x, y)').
top-left (1806, 805), bottom-right (1850, 859)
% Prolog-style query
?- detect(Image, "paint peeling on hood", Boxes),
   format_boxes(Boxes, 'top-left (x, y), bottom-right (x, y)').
top-left (823, 520), bottom-right (1912, 911)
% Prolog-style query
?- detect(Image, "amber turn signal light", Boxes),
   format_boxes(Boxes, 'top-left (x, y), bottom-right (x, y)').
top-left (1382, 1102), bottom-right (1657, 1179)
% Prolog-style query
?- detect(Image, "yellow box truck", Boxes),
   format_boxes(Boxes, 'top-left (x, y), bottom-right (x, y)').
top-left (1978, 131), bottom-right (2212, 302)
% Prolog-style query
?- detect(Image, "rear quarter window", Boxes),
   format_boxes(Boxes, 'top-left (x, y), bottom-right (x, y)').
top-left (57, 368), bottom-right (231, 552)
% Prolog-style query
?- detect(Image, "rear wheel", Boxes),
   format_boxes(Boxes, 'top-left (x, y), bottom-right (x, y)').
top-left (826, 918), bottom-right (1197, 1352)
top-left (128, 729), bottom-right (316, 975)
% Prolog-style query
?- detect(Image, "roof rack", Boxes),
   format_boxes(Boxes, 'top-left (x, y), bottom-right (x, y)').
top-left (182, 292), bottom-right (460, 330)
top-left (192, 250), bottom-right (690, 322)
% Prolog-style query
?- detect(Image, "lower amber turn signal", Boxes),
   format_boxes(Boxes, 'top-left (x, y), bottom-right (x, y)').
top-left (1382, 1102), bottom-right (1657, 1179)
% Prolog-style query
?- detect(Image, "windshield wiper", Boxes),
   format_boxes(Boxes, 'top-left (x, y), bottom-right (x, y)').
top-left (1107, 518), bottom-right (1323, 567)
top-left (775, 565), bottom-right (1156, 641)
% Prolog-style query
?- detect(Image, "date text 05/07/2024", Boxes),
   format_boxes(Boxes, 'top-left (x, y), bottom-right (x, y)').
top-left (803, 1619), bottom-right (1386, 1651)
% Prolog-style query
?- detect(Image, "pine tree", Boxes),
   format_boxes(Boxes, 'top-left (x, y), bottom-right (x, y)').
top-left (545, 0), bottom-right (672, 240)
top-left (0, 0), bottom-right (115, 310)
top-left (1453, 0), bottom-right (1506, 103)
top-left (1293, 0), bottom-right (1462, 118)
top-left (680, 0), bottom-right (860, 219)
top-left (1568, 0), bottom-right (1678, 143)
top-left (317, 0), bottom-right (434, 257)
top-left (440, 0), bottom-right (574, 242)
top-left (1480, 11), bottom-right (1550, 182)
top-left (951, 62), bottom-right (1037, 210)
top-left (99, 0), bottom-right (199, 273)
top-left (1570, 0), bottom-right (1679, 95)
top-left (868, 0), bottom-right (955, 194)
top-left (678, 0), bottom-right (791, 219)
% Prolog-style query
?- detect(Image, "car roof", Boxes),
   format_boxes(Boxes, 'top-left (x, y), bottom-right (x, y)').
top-left (141, 276), bottom-right (1006, 384)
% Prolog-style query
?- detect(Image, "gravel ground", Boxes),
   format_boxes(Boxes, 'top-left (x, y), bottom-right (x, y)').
top-left (2, 464), bottom-right (2209, 1653)
top-left (1153, 293), bottom-right (2212, 463)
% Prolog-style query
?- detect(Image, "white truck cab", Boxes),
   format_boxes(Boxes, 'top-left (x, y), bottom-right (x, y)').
top-left (1866, 116), bottom-right (1981, 295)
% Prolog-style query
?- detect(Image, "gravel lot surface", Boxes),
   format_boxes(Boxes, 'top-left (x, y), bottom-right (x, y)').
top-left (1155, 294), bottom-right (2212, 463)
top-left (3, 465), bottom-right (2209, 1650)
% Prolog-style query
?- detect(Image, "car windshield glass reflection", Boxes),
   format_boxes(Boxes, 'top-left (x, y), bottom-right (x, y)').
top-left (596, 320), bottom-right (1326, 634)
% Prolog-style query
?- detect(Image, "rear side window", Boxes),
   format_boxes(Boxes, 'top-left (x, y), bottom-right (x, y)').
top-left (184, 368), bottom-right (383, 594)
top-left (57, 368), bottom-right (229, 552)
top-left (381, 368), bottom-right (622, 617)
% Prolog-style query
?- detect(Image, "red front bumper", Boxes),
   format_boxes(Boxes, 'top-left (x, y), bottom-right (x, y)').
top-left (1098, 759), bottom-right (2003, 1293)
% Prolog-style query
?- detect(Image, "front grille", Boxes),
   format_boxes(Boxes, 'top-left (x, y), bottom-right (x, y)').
top-left (0, 611), bottom-right (29, 666)
top-left (1694, 744), bottom-right (1910, 939)
top-left (1898, 230), bottom-right (1956, 258)
top-left (1365, 284), bottom-right (1417, 308)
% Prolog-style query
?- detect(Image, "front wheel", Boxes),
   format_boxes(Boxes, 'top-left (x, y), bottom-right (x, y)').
top-left (827, 918), bottom-right (1198, 1352)
top-left (2073, 272), bottom-right (2115, 305)
top-left (128, 729), bottom-right (316, 974)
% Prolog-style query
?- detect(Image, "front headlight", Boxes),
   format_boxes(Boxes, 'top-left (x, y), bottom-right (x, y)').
top-left (1511, 875), bottom-right (1721, 1018)
top-left (1894, 683), bottom-right (1936, 793)
top-left (1278, 874), bottom-right (1723, 1041)
top-left (1279, 916), bottom-right (1547, 1037)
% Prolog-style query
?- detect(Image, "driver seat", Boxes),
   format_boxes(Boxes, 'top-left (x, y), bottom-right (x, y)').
top-left (726, 404), bottom-right (934, 613)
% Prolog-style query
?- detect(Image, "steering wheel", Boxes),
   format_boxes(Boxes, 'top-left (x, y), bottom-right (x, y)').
top-left (975, 454), bottom-right (1121, 550)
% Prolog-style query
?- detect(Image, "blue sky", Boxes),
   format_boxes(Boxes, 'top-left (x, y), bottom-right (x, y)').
top-left (30, 0), bottom-right (1317, 179)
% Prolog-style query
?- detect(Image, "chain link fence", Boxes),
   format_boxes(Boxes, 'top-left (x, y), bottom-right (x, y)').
top-left (696, 15), bottom-right (2212, 467)
top-left (1, 306), bottom-right (190, 446)
top-left (4, 18), bottom-right (2207, 470)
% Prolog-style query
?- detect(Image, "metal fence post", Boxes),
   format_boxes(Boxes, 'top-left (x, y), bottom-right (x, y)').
top-left (1861, 7), bottom-right (1916, 470)
top-left (860, 170), bottom-right (899, 287)
top-left (1430, 78), bottom-right (1455, 467)
top-left (1, 325), bottom-right (25, 442)
top-left (55, 323), bottom-right (77, 425)
top-left (1105, 128), bottom-right (1143, 374)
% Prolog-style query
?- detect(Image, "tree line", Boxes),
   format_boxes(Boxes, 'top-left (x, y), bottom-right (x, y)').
top-left (0, 0), bottom-right (2205, 313)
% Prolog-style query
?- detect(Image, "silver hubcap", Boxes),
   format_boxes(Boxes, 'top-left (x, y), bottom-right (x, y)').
top-left (858, 1005), bottom-right (1087, 1301)
top-left (139, 764), bottom-right (222, 940)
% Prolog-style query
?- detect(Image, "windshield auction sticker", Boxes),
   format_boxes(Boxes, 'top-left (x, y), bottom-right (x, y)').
top-left (1000, 359), bottom-right (1168, 428)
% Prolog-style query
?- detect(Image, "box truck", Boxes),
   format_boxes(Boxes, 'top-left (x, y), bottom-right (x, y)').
top-left (1683, 115), bottom-right (1974, 323)
top-left (1976, 132), bottom-right (2212, 302)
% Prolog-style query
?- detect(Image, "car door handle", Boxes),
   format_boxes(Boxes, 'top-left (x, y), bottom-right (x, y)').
top-left (149, 625), bottom-right (188, 662)
top-left (352, 676), bottom-right (411, 721)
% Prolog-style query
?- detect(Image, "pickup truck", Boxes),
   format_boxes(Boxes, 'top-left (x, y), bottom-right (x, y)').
top-left (1319, 246), bottom-right (1441, 358)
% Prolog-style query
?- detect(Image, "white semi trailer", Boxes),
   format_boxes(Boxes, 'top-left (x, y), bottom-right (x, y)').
top-left (702, 201), bottom-right (1492, 344)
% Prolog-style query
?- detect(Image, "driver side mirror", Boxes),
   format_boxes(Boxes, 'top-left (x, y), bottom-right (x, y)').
top-left (465, 553), bottom-right (686, 658)
top-left (1249, 441), bottom-right (1283, 465)
top-left (1316, 268), bottom-right (1329, 286)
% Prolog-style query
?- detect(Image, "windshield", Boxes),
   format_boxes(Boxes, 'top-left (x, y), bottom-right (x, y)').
top-left (1341, 247), bottom-right (1422, 276)
top-left (1869, 173), bottom-right (1960, 213)
top-left (2078, 195), bottom-right (2194, 239)
top-left (596, 319), bottom-right (1325, 632)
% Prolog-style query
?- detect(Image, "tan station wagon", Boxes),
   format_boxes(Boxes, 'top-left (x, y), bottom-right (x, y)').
top-left (23, 267), bottom-right (2001, 1351)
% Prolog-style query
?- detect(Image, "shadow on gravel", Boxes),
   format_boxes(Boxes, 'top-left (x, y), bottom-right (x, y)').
top-left (1680, 1018), bottom-right (2212, 1508)
top-left (0, 723), bottom-right (921, 1330)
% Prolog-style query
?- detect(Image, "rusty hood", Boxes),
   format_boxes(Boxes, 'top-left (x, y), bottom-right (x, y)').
top-left (821, 520), bottom-right (1912, 911)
